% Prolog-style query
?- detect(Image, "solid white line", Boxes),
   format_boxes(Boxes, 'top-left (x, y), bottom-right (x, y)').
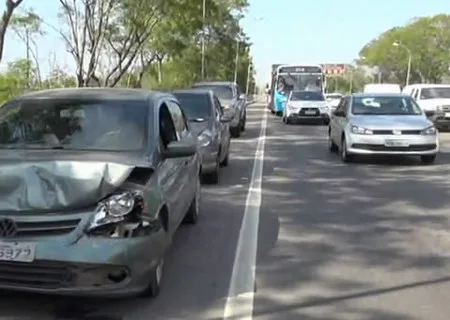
top-left (223, 104), bottom-right (268, 320)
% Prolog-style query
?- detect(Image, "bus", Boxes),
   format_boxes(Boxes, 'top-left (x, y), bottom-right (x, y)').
top-left (268, 64), bottom-right (325, 115)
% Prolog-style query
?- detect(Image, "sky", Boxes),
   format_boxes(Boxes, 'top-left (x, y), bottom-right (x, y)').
top-left (0, 0), bottom-right (448, 86)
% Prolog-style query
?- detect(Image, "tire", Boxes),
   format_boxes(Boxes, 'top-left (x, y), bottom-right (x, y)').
top-left (420, 154), bottom-right (436, 164)
top-left (270, 109), bottom-right (275, 114)
top-left (283, 115), bottom-right (291, 124)
top-left (340, 136), bottom-right (353, 162)
top-left (201, 157), bottom-right (220, 184)
top-left (139, 257), bottom-right (164, 298)
top-left (220, 151), bottom-right (229, 167)
top-left (240, 113), bottom-right (246, 132)
top-left (230, 126), bottom-right (240, 138)
top-left (328, 131), bottom-right (338, 152)
top-left (184, 177), bottom-right (201, 224)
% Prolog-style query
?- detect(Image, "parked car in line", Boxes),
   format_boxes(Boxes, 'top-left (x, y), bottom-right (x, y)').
top-left (328, 93), bottom-right (438, 164)
top-left (173, 89), bottom-right (231, 184)
top-left (403, 84), bottom-right (450, 130)
top-left (191, 81), bottom-right (246, 137)
top-left (0, 88), bottom-right (201, 298)
top-left (325, 92), bottom-right (343, 111)
top-left (282, 90), bottom-right (330, 125)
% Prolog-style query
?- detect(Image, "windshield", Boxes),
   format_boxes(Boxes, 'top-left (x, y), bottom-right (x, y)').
top-left (0, 99), bottom-right (148, 151)
top-left (352, 96), bottom-right (422, 115)
top-left (290, 91), bottom-right (325, 101)
top-left (193, 85), bottom-right (233, 100)
top-left (277, 73), bottom-right (323, 93)
top-left (175, 93), bottom-right (212, 120)
top-left (326, 94), bottom-right (342, 99)
top-left (420, 87), bottom-right (450, 99)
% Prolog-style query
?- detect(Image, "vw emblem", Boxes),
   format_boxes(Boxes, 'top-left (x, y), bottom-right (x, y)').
top-left (0, 218), bottom-right (17, 237)
top-left (393, 130), bottom-right (402, 135)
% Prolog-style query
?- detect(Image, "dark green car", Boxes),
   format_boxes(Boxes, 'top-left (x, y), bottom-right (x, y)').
top-left (0, 88), bottom-right (201, 298)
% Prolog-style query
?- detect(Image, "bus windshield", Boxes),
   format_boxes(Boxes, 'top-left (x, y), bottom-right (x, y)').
top-left (277, 73), bottom-right (323, 93)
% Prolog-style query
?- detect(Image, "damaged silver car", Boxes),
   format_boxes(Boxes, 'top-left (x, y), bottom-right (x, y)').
top-left (0, 88), bottom-right (201, 298)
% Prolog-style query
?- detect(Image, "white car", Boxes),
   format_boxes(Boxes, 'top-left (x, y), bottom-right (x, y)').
top-left (282, 90), bottom-right (329, 125)
top-left (404, 84), bottom-right (450, 130)
top-left (328, 93), bottom-right (438, 164)
top-left (325, 93), bottom-right (343, 110)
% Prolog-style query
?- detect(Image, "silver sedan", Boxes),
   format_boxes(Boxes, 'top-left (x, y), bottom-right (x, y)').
top-left (328, 93), bottom-right (439, 164)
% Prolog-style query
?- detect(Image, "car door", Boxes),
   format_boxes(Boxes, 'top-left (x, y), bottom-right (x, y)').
top-left (166, 99), bottom-right (196, 223)
top-left (213, 95), bottom-right (230, 161)
top-left (157, 102), bottom-right (185, 232)
top-left (235, 84), bottom-right (244, 116)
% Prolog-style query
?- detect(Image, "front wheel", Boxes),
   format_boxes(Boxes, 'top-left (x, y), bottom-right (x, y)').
top-left (230, 126), bottom-right (240, 138)
top-left (140, 258), bottom-right (164, 298)
top-left (420, 154), bottom-right (436, 164)
top-left (328, 132), bottom-right (338, 153)
top-left (340, 136), bottom-right (353, 163)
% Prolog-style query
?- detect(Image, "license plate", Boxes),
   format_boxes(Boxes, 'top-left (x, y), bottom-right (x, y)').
top-left (445, 113), bottom-right (450, 118)
top-left (304, 110), bottom-right (317, 115)
top-left (384, 140), bottom-right (410, 147)
top-left (0, 242), bottom-right (35, 262)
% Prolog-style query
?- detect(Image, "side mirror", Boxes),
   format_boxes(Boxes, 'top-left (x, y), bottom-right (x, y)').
top-left (333, 110), bottom-right (345, 117)
top-left (424, 110), bottom-right (435, 118)
top-left (239, 93), bottom-right (246, 100)
top-left (162, 140), bottom-right (197, 158)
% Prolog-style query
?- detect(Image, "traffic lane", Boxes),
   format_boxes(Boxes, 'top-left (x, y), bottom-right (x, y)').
top-left (0, 104), bottom-right (265, 320)
top-left (252, 118), bottom-right (450, 320)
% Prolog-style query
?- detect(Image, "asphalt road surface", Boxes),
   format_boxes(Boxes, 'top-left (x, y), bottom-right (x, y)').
top-left (3, 102), bottom-right (450, 319)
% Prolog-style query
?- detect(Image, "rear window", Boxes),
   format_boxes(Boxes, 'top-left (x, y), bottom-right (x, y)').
top-left (193, 85), bottom-right (233, 100)
top-left (290, 91), bottom-right (324, 101)
top-left (174, 93), bottom-right (212, 120)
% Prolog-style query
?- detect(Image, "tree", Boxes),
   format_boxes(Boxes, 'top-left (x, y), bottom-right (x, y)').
top-left (0, 0), bottom-right (24, 62)
top-left (10, 10), bottom-right (45, 87)
top-left (359, 15), bottom-right (450, 84)
top-left (56, 0), bottom-right (164, 87)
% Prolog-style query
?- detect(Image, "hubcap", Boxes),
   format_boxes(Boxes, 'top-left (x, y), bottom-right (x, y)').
top-left (195, 179), bottom-right (200, 215)
top-left (342, 140), bottom-right (346, 158)
top-left (155, 259), bottom-right (163, 284)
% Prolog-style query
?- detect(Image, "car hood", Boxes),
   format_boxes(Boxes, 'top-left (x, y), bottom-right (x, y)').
top-left (327, 99), bottom-right (341, 107)
top-left (188, 121), bottom-right (209, 135)
top-left (0, 150), bottom-right (152, 212)
top-left (350, 115), bottom-right (432, 130)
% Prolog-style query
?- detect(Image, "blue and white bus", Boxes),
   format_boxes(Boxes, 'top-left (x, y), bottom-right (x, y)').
top-left (269, 64), bottom-right (325, 115)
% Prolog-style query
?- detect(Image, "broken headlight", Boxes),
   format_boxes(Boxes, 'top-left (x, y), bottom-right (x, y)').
top-left (86, 191), bottom-right (146, 236)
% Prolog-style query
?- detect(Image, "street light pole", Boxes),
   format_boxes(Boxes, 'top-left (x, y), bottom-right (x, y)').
top-left (392, 41), bottom-right (412, 86)
top-left (201, 0), bottom-right (206, 79)
top-left (233, 38), bottom-right (239, 83)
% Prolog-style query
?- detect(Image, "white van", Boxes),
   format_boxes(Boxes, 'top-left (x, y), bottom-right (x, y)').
top-left (363, 83), bottom-right (401, 94)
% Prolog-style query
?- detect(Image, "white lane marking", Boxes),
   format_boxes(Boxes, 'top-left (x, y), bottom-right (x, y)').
top-left (223, 104), bottom-right (268, 320)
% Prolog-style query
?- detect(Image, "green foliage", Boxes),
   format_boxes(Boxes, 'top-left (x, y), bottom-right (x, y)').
top-left (0, 0), bottom-right (255, 103)
top-left (359, 14), bottom-right (450, 84)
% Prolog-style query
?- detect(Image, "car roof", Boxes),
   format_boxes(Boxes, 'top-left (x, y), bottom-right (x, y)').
top-left (351, 92), bottom-right (410, 98)
top-left (15, 87), bottom-right (169, 103)
top-left (173, 88), bottom-right (213, 96)
top-left (192, 81), bottom-right (235, 86)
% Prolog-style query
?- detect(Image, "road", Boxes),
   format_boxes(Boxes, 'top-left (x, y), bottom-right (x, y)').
top-left (2, 102), bottom-right (450, 319)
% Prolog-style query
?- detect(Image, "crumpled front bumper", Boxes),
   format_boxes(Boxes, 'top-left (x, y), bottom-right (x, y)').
top-left (0, 210), bottom-right (168, 297)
